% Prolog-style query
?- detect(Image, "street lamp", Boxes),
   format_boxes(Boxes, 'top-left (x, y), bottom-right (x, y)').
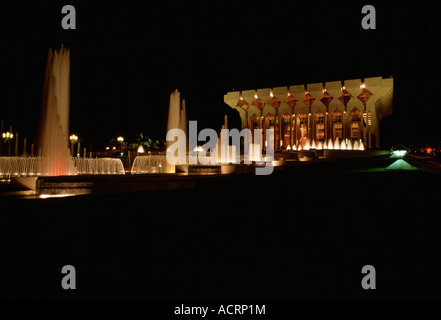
top-left (69, 134), bottom-right (78, 157)
top-left (2, 132), bottom-right (13, 140)
top-left (117, 136), bottom-right (124, 155)
top-left (2, 131), bottom-right (14, 156)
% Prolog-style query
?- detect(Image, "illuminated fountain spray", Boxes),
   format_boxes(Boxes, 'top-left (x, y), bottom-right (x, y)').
top-left (165, 89), bottom-right (187, 173)
top-left (0, 46), bottom-right (125, 179)
top-left (131, 153), bottom-right (166, 174)
top-left (334, 138), bottom-right (340, 150)
top-left (303, 139), bottom-right (311, 151)
top-left (39, 46), bottom-right (74, 176)
top-left (74, 158), bottom-right (125, 175)
top-left (353, 140), bottom-right (360, 150)
top-left (0, 157), bottom-right (45, 178)
top-left (340, 139), bottom-right (347, 150)
top-left (317, 142), bottom-right (323, 150)
top-left (327, 138), bottom-right (334, 150)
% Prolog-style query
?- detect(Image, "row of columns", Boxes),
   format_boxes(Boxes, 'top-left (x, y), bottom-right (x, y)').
top-left (246, 108), bottom-right (373, 151)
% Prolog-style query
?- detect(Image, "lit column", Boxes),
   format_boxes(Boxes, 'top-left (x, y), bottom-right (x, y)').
top-left (303, 90), bottom-right (315, 145)
top-left (368, 111), bottom-right (372, 149)
top-left (14, 132), bottom-right (19, 156)
top-left (285, 90), bottom-right (298, 150)
top-left (357, 82), bottom-right (372, 150)
top-left (307, 111), bottom-right (311, 143)
top-left (23, 138), bottom-right (27, 156)
top-left (362, 108), bottom-right (367, 148)
top-left (260, 113), bottom-right (264, 152)
top-left (338, 85), bottom-right (352, 146)
top-left (7, 127), bottom-right (13, 156)
top-left (294, 113), bottom-right (298, 148)
top-left (252, 91), bottom-right (265, 153)
top-left (0, 120), bottom-right (3, 156)
top-left (320, 87), bottom-right (333, 147)
top-left (267, 89), bottom-right (281, 151)
top-left (290, 113), bottom-right (294, 149)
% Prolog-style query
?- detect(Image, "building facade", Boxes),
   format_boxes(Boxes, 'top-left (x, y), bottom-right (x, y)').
top-left (224, 77), bottom-right (393, 151)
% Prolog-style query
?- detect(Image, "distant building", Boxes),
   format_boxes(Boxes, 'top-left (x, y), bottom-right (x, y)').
top-left (224, 77), bottom-right (393, 150)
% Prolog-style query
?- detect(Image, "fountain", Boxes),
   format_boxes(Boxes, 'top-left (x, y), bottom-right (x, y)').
top-left (39, 45), bottom-right (74, 176)
top-left (317, 142), bottom-right (323, 150)
top-left (353, 140), bottom-right (360, 151)
top-left (327, 138), bottom-right (334, 150)
top-left (38, 46), bottom-right (125, 177)
top-left (340, 140), bottom-right (347, 150)
top-left (334, 138), bottom-right (340, 150)
top-left (165, 89), bottom-right (188, 173)
top-left (1, 46), bottom-right (126, 195)
top-left (0, 157), bottom-right (45, 178)
top-left (131, 153), bottom-right (166, 174)
top-left (73, 158), bottom-right (125, 175)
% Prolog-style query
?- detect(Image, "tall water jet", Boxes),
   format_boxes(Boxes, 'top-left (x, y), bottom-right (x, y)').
top-left (340, 140), bottom-right (347, 150)
top-left (165, 89), bottom-right (187, 173)
top-left (303, 139), bottom-right (310, 151)
top-left (334, 137), bottom-right (340, 150)
top-left (39, 45), bottom-right (74, 176)
top-left (317, 142), bottom-right (323, 150)
top-left (179, 99), bottom-right (188, 144)
top-left (353, 140), bottom-right (360, 151)
top-left (327, 138), bottom-right (334, 150)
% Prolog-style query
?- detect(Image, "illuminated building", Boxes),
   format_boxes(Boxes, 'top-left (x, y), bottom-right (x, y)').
top-left (224, 77), bottom-right (393, 150)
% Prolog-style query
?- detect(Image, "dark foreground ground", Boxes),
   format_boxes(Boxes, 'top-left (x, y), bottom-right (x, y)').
top-left (1, 155), bottom-right (441, 299)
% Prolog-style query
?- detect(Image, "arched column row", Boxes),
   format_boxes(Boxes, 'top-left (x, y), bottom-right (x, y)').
top-left (247, 107), bottom-right (365, 151)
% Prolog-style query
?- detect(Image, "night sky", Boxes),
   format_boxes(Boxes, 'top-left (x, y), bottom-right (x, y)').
top-left (1, 1), bottom-right (441, 148)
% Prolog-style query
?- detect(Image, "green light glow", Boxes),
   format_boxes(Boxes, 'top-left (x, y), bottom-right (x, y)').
top-left (392, 150), bottom-right (407, 157)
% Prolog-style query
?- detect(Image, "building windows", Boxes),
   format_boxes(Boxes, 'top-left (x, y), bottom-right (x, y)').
top-left (264, 114), bottom-right (275, 151)
top-left (350, 108), bottom-right (361, 141)
top-left (281, 114), bottom-right (291, 150)
top-left (297, 112), bottom-right (308, 148)
top-left (332, 109), bottom-right (343, 140)
top-left (298, 112), bottom-right (307, 139)
top-left (315, 111), bottom-right (325, 143)
top-left (250, 114), bottom-right (260, 144)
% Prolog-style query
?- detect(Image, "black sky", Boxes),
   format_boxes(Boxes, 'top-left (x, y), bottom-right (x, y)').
top-left (1, 0), bottom-right (441, 148)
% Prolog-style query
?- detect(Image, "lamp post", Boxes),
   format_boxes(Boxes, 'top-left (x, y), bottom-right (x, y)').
top-left (117, 136), bottom-right (124, 155)
top-left (2, 131), bottom-right (14, 156)
top-left (69, 134), bottom-right (78, 157)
